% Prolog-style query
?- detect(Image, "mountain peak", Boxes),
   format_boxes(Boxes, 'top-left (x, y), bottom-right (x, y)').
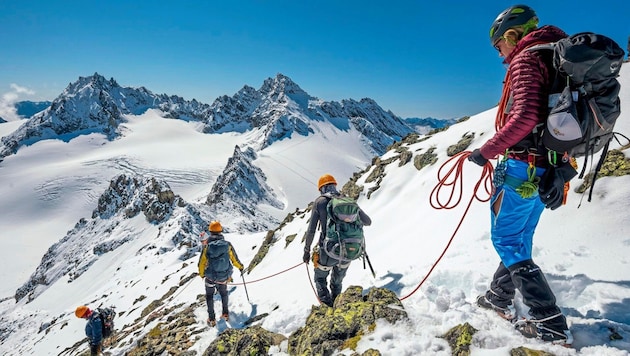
top-left (67, 72), bottom-right (119, 95)
top-left (205, 145), bottom-right (284, 232)
top-left (260, 73), bottom-right (308, 98)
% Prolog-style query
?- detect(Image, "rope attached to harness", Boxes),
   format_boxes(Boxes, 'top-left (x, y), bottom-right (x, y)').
top-left (401, 151), bottom-right (494, 301)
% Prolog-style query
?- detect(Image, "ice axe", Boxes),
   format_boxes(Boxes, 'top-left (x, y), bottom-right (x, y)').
top-left (241, 271), bottom-right (250, 303)
top-left (363, 252), bottom-right (376, 278)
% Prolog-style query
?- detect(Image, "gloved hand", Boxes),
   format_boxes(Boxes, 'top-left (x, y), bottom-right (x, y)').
top-left (468, 149), bottom-right (488, 166)
top-left (239, 268), bottom-right (244, 276)
top-left (538, 163), bottom-right (578, 210)
top-left (303, 250), bottom-right (310, 264)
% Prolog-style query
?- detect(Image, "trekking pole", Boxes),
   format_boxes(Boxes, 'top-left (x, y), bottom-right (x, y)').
top-left (241, 272), bottom-right (251, 303)
top-left (364, 252), bottom-right (376, 278)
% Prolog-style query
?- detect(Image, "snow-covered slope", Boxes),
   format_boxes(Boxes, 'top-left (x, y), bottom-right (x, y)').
top-left (0, 65), bottom-right (628, 355)
top-left (0, 73), bottom-right (405, 297)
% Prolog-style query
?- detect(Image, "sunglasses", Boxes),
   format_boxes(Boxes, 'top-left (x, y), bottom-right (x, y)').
top-left (493, 37), bottom-right (505, 52)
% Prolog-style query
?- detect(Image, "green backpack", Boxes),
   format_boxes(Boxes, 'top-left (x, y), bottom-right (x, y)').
top-left (323, 196), bottom-right (365, 263)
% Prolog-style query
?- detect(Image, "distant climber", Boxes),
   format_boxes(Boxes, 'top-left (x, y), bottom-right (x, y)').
top-left (75, 305), bottom-right (115, 355)
top-left (198, 220), bottom-right (244, 327)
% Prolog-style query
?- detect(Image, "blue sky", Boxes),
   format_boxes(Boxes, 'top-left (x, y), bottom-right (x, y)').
top-left (1, 1), bottom-right (628, 119)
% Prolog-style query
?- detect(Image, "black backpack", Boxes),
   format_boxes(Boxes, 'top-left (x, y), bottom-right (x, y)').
top-left (531, 32), bottom-right (626, 199)
top-left (323, 196), bottom-right (365, 263)
top-left (205, 238), bottom-right (233, 281)
top-left (96, 307), bottom-right (115, 339)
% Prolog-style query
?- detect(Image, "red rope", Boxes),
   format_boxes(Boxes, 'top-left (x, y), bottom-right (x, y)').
top-left (227, 262), bottom-right (304, 285)
top-left (219, 152), bottom-right (493, 303)
top-left (495, 71), bottom-right (511, 131)
top-left (400, 151), bottom-right (494, 301)
top-left (304, 263), bottom-right (324, 304)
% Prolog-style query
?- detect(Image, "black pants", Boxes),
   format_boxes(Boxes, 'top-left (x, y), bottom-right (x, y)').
top-left (313, 251), bottom-right (349, 306)
top-left (205, 278), bottom-right (229, 320)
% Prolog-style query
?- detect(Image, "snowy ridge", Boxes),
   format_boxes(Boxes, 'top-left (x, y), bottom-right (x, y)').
top-left (202, 73), bottom-right (415, 153)
top-left (13, 174), bottom-right (207, 304)
top-left (0, 73), bottom-right (420, 164)
top-left (205, 145), bottom-right (284, 232)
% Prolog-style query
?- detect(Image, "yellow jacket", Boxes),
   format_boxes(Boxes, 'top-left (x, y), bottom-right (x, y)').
top-left (198, 234), bottom-right (244, 279)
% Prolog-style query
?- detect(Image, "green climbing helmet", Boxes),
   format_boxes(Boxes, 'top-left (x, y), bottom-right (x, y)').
top-left (489, 4), bottom-right (539, 45)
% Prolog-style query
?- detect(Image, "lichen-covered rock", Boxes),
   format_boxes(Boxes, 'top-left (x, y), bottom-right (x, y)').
top-left (398, 148), bottom-right (413, 167)
top-left (575, 149), bottom-right (630, 194)
top-left (441, 322), bottom-right (477, 356)
top-left (203, 325), bottom-right (286, 356)
top-left (287, 286), bottom-right (407, 356)
top-left (446, 133), bottom-right (475, 157)
top-left (126, 304), bottom-right (198, 356)
top-left (413, 147), bottom-right (438, 170)
top-left (509, 346), bottom-right (556, 356)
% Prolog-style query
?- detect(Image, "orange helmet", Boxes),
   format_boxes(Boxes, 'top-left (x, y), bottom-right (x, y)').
top-left (209, 221), bottom-right (223, 233)
top-left (317, 174), bottom-right (337, 190)
top-left (75, 305), bottom-right (89, 318)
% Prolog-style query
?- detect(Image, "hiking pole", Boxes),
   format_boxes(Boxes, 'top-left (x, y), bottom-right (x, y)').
top-left (241, 272), bottom-right (251, 303)
top-left (364, 252), bottom-right (376, 278)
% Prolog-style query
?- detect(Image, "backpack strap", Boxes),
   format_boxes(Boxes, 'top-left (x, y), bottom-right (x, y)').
top-left (526, 42), bottom-right (556, 52)
top-left (316, 194), bottom-right (334, 247)
top-left (516, 42), bottom-right (566, 159)
top-left (592, 142), bottom-right (608, 197)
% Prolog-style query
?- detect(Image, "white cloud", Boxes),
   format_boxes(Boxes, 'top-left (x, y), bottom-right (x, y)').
top-left (9, 83), bottom-right (35, 95)
top-left (0, 83), bottom-right (35, 121)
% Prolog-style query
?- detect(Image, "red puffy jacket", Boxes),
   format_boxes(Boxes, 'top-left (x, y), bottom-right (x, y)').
top-left (480, 25), bottom-right (568, 167)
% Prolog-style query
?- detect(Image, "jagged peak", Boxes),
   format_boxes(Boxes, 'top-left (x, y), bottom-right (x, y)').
top-left (237, 85), bottom-right (258, 96)
top-left (93, 174), bottom-right (180, 223)
top-left (81, 72), bottom-right (118, 87)
top-left (259, 73), bottom-right (307, 97)
top-left (226, 145), bottom-right (257, 167)
top-left (63, 73), bottom-right (121, 97)
top-left (341, 97), bottom-right (379, 108)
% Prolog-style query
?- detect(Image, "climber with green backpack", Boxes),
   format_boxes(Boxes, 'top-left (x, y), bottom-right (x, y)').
top-left (302, 174), bottom-right (372, 307)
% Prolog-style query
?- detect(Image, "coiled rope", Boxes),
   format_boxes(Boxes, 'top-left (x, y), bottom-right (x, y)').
top-left (399, 151), bottom-right (494, 301)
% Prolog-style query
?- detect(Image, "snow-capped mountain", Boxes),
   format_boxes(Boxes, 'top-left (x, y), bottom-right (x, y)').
top-left (404, 116), bottom-right (459, 134)
top-left (0, 72), bottom-right (417, 238)
top-left (2, 66), bottom-right (627, 355)
top-left (202, 73), bottom-right (415, 153)
top-left (0, 73), bottom-right (416, 162)
top-left (0, 73), bottom-right (211, 160)
top-left (14, 174), bottom-right (207, 304)
top-left (205, 145), bottom-right (284, 232)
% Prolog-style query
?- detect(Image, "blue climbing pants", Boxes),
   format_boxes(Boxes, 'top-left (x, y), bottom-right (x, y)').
top-left (490, 159), bottom-right (545, 268)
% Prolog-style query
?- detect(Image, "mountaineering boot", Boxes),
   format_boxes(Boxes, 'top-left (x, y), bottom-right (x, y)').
top-left (507, 260), bottom-right (572, 345)
top-left (221, 313), bottom-right (229, 322)
top-left (514, 312), bottom-right (573, 346)
top-left (207, 318), bottom-right (216, 327)
top-left (476, 295), bottom-right (516, 321)
top-left (319, 296), bottom-right (333, 307)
